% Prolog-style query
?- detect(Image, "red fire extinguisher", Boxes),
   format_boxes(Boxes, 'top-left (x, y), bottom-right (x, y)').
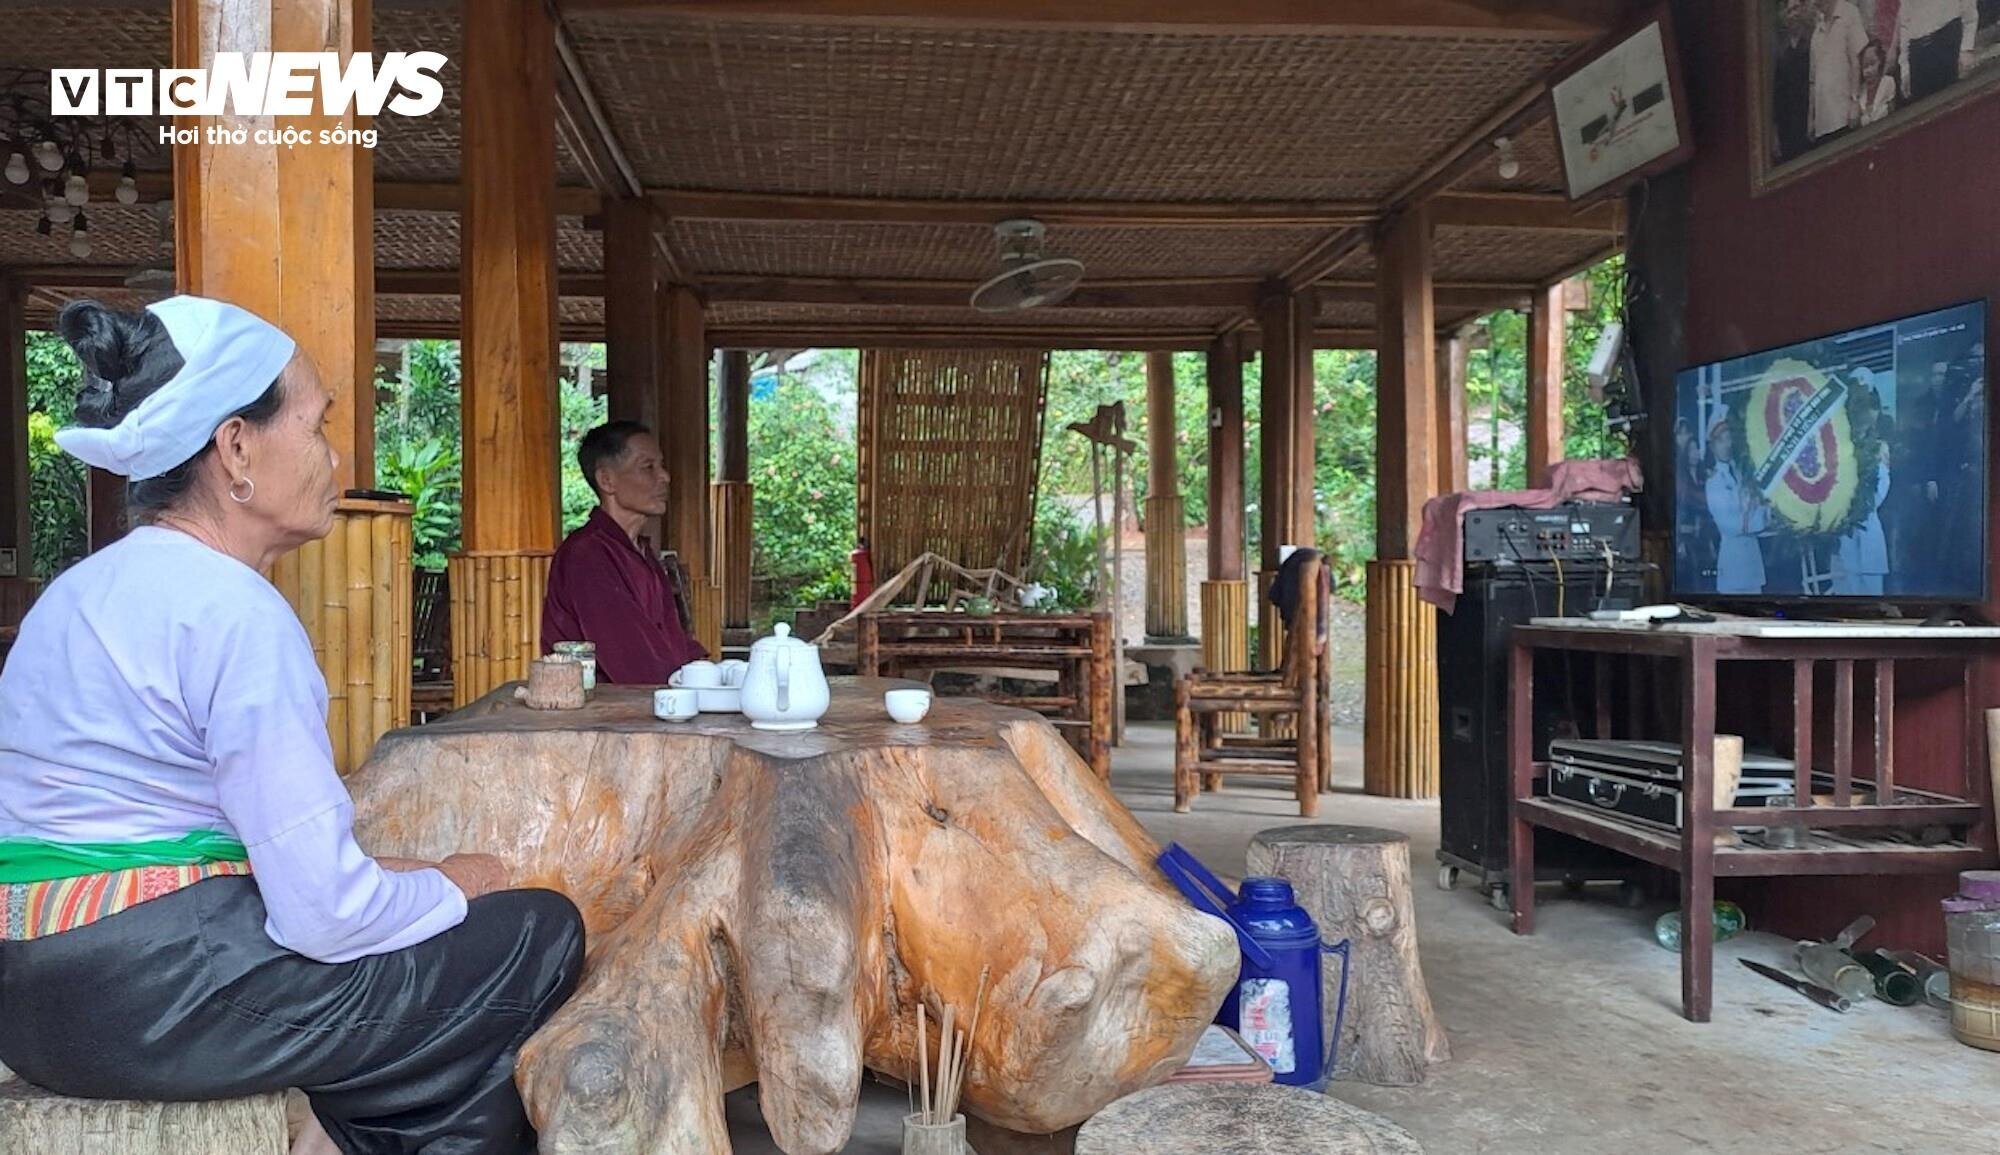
top-left (850, 537), bottom-right (875, 608)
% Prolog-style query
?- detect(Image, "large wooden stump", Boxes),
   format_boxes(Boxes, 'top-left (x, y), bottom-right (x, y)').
top-left (1246, 826), bottom-right (1448, 1087)
top-left (1074, 1083), bottom-right (1422, 1154)
top-left (0, 1079), bottom-right (286, 1154)
top-left (346, 679), bottom-right (1237, 1154)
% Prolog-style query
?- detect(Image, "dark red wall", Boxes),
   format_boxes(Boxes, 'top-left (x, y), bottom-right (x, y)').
top-left (1672, 0), bottom-right (2000, 955)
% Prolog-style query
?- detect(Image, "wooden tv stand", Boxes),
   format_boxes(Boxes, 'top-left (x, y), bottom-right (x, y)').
top-left (1507, 618), bottom-right (2000, 1022)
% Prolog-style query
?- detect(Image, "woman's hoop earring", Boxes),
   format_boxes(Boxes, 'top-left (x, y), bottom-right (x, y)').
top-left (228, 477), bottom-right (256, 505)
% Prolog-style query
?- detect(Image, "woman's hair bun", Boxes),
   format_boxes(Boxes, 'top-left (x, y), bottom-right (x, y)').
top-left (57, 300), bottom-right (185, 429)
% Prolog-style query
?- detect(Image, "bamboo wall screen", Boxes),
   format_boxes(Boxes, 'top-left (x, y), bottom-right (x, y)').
top-left (857, 349), bottom-right (1051, 588)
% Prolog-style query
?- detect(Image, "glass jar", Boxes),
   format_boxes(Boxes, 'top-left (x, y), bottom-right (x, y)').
top-left (553, 641), bottom-right (597, 691)
top-left (1944, 870), bottom-right (2000, 1053)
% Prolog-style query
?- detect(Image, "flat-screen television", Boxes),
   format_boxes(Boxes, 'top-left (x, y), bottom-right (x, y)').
top-left (1671, 301), bottom-right (1987, 603)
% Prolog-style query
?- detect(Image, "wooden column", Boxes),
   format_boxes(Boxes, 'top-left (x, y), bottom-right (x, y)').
top-left (1526, 282), bottom-right (1567, 484)
top-left (87, 470), bottom-right (125, 551)
top-left (712, 348), bottom-right (752, 629)
top-left (0, 278), bottom-right (27, 603)
top-left (1255, 286), bottom-right (1295, 670)
top-left (1143, 351), bottom-right (1189, 642)
top-left (1290, 289), bottom-right (1318, 559)
top-left (1201, 338), bottom-right (1250, 731)
top-left (173, 0), bottom-right (406, 771)
top-left (1367, 205), bottom-right (1440, 799)
top-left (452, 0), bottom-right (561, 707)
top-left (662, 285), bottom-right (719, 656)
top-left (602, 197), bottom-right (660, 429)
top-left (1435, 330), bottom-right (1469, 496)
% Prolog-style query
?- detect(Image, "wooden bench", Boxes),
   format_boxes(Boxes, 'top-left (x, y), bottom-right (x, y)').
top-left (0, 1070), bottom-right (287, 1154)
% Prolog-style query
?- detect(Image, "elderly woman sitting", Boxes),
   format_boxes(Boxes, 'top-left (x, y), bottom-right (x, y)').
top-left (0, 297), bottom-right (583, 1155)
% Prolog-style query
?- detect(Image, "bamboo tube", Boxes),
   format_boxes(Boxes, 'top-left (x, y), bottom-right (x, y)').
top-left (345, 513), bottom-right (371, 774)
top-left (711, 481), bottom-right (753, 628)
top-left (393, 517), bottom-right (411, 726)
top-left (370, 513), bottom-right (395, 754)
top-left (1364, 559), bottom-right (1438, 799)
top-left (322, 515), bottom-right (349, 774)
top-left (1144, 494), bottom-right (1189, 641)
top-left (1200, 579), bottom-right (1250, 734)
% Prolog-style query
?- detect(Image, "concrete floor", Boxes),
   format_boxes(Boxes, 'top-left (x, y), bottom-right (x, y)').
top-left (729, 723), bottom-right (2000, 1154)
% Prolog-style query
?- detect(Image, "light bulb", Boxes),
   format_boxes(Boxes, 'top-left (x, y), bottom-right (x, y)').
top-left (1494, 136), bottom-right (1520, 181)
top-left (116, 174), bottom-right (138, 204)
top-left (35, 140), bottom-right (63, 171)
top-left (1499, 156), bottom-right (1521, 180)
top-left (45, 201), bottom-right (73, 225)
top-left (64, 172), bottom-right (88, 206)
top-left (69, 231), bottom-right (92, 259)
top-left (3, 152), bottom-right (26, 185)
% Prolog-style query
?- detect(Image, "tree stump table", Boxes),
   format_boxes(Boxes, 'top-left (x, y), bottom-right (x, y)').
top-left (1074, 1083), bottom-right (1422, 1154)
top-left (1246, 826), bottom-right (1449, 1087)
top-left (346, 678), bottom-right (1237, 1155)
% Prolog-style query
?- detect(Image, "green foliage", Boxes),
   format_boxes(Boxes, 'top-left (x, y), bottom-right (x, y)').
top-left (25, 332), bottom-right (86, 581)
top-left (1310, 349), bottom-right (1379, 594)
top-left (559, 344), bottom-right (609, 536)
top-left (749, 371), bottom-right (856, 611)
top-left (375, 437), bottom-right (460, 571)
top-left (374, 340), bottom-right (463, 571)
top-left (1027, 493), bottom-right (1102, 610)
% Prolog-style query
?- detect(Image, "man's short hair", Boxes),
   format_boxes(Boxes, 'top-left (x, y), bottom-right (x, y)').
top-left (578, 421), bottom-right (652, 497)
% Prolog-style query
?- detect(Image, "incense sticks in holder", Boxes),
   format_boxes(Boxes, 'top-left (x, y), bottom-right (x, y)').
top-left (907, 967), bottom-right (988, 1154)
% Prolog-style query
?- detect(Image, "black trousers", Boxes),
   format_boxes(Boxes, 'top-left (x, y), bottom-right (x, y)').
top-left (0, 877), bottom-right (584, 1155)
top-left (1908, 20), bottom-right (1966, 104)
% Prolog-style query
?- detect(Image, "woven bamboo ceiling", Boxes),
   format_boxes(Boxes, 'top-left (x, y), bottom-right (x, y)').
top-left (3, 0), bottom-right (1632, 347)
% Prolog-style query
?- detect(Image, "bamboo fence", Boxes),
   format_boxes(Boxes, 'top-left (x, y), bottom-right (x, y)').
top-left (1364, 559), bottom-right (1438, 798)
top-left (268, 499), bottom-right (412, 775)
top-left (856, 349), bottom-right (1050, 598)
top-left (1144, 494), bottom-right (1189, 640)
top-left (711, 480), bottom-right (754, 628)
top-left (448, 549), bottom-right (553, 708)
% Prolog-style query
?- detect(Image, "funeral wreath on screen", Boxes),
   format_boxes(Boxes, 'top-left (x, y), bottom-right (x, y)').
top-left (344, 680), bottom-right (1238, 1154)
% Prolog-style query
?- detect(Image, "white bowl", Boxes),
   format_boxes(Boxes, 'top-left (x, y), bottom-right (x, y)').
top-left (672, 660), bottom-right (723, 689)
top-left (698, 686), bottom-right (743, 713)
top-left (884, 688), bottom-right (933, 724)
top-left (653, 687), bottom-right (699, 721)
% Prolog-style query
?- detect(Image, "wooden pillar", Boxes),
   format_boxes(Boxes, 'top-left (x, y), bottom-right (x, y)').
top-left (1255, 286), bottom-right (1294, 670)
top-left (662, 285), bottom-right (719, 656)
top-left (602, 197), bottom-right (660, 429)
top-left (1367, 205), bottom-right (1440, 799)
top-left (712, 349), bottom-right (752, 629)
top-left (0, 279), bottom-right (27, 594)
top-left (1526, 282), bottom-right (1567, 484)
top-left (452, 0), bottom-right (561, 707)
top-left (1144, 351), bottom-right (1189, 642)
top-left (1290, 288), bottom-right (1318, 560)
top-left (1436, 330), bottom-right (1469, 496)
top-left (172, 0), bottom-right (406, 771)
top-left (1201, 338), bottom-right (1250, 731)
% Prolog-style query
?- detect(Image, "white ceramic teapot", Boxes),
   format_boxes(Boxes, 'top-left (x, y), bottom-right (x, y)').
top-left (740, 622), bottom-right (830, 731)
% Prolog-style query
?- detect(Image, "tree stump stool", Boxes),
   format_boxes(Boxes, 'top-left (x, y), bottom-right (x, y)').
top-left (1246, 825), bottom-right (1449, 1087)
top-left (0, 1078), bottom-right (286, 1154)
top-left (1075, 1083), bottom-right (1422, 1154)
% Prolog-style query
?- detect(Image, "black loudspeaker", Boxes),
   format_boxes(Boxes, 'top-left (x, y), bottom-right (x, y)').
top-left (1436, 561), bottom-right (1650, 901)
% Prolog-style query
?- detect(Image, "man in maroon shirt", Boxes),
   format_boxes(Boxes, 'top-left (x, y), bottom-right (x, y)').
top-left (541, 421), bottom-right (709, 683)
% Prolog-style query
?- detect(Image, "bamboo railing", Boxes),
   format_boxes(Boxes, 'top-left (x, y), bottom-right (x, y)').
top-left (268, 499), bottom-right (412, 775)
top-left (448, 549), bottom-right (553, 708)
top-left (1198, 578), bottom-right (1250, 732)
top-left (1364, 558), bottom-right (1438, 798)
top-left (711, 480), bottom-right (753, 628)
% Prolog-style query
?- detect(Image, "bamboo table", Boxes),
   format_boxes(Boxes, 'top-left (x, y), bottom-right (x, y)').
top-left (858, 610), bottom-right (1114, 779)
top-left (1509, 619), bottom-right (2000, 1022)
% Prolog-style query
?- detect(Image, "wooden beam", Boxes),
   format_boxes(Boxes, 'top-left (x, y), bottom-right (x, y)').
top-left (602, 197), bottom-right (661, 427)
top-left (1375, 204), bottom-right (1436, 561)
top-left (1206, 335), bottom-right (1245, 583)
top-left (1280, 226), bottom-right (1368, 290)
top-left (1319, 280), bottom-right (1533, 313)
top-left (1431, 191), bottom-right (1624, 233)
top-left (704, 326), bottom-right (1213, 351)
top-left (80, 169), bottom-right (601, 217)
top-left (702, 275), bottom-right (1258, 310)
top-left (173, 0), bottom-right (375, 490)
top-left (561, 0), bottom-right (1622, 38)
top-left (378, 270), bottom-right (606, 296)
top-left (653, 188), bottom-right (1375, 228)
top-left (1526, 281), bottom-right (1565, 482)
top-left (460, 0), bottom-right (562, 553)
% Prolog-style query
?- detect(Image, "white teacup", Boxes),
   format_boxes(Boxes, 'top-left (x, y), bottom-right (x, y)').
top-left (653, 687), bottom-right (699, 721)
top-left (718, 659), bottom-right (750, 687)
top-left (884, 688), bottom-right (933, 724)
top-left (673, 660), bottom-right (722, 689)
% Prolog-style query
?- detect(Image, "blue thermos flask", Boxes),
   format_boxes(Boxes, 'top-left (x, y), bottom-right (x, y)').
top-left (1159, 845), bottom-right (1350, 1087)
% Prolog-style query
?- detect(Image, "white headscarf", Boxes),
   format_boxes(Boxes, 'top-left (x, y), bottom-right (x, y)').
top-left (55, 295), bottom-right (297, 481)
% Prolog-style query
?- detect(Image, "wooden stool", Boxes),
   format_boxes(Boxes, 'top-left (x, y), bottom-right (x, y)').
top-left (1247, 825), bottom-right (1450, 1087)
top-left (1076, 1083), bottom-right (1422, 1154)
top-left (0, 1076), bottom-right (286, 1154)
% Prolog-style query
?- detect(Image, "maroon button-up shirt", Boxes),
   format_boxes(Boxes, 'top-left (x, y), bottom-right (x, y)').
top-left (542, 509), bottom-right (708, 684)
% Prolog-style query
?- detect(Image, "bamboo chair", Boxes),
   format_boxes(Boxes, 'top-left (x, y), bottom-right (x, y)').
top-left (1173, 554), bottom-right (1333, 817)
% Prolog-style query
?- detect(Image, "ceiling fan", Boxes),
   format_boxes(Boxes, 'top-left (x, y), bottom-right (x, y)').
top-left (968, 219), bottom-right (1084, 313)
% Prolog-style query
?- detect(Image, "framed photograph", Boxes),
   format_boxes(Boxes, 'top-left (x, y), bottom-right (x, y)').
top-left (1548, 8), bottom-right (1696, 202)
top-left (1751, 0), bottom-right (2000, 193)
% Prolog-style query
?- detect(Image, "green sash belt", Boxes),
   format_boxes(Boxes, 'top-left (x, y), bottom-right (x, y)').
top-left (0, 829), bottom-right (250, 884)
